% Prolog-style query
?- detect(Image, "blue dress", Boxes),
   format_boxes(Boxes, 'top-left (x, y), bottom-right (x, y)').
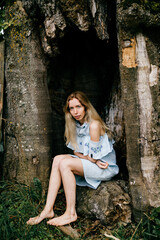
top-left (67, 122), bottom-right (119, 189)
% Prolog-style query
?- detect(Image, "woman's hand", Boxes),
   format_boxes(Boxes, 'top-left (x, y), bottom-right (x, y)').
top-left (73, 152), bottom-right (108, 169)
top-left (96, 160), bottom-right (109, 169)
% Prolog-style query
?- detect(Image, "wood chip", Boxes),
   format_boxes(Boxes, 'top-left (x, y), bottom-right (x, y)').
top-left (57, 225), bottom-right (80, 239)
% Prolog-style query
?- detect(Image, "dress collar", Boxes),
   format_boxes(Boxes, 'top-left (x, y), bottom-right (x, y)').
top-left (76, 121), bottom-right (88, 129)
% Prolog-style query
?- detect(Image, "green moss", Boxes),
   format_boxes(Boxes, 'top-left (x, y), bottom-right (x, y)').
top-left (122, 0), bottom-right (160, 14)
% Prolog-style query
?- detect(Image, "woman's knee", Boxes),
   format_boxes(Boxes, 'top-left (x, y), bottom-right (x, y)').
top-left (59, 158), bottom-right (72, 172)
top-left (59, 158), bottom-right (84, 176)
top-left (52, 154), bottom-right (67, 169)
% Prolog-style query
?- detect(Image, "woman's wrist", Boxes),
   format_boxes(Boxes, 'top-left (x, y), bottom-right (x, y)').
top-left (87, 155), bottom-right (96, 163)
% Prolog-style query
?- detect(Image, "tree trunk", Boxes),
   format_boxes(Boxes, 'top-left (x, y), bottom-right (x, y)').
top-left (3, 0), bottom-right (160, 221)
top-left (117, 2), bottom-right (160, 220)
top-left (0, 41), bottom-right (4, 143)
top-left (0, 41), bottom-right (5, 169)
top-left (3, 2), bottom-right (53, 189)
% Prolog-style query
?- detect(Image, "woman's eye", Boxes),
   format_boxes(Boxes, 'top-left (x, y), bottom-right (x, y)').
top-left (77, 105), bottom-right (81, 108)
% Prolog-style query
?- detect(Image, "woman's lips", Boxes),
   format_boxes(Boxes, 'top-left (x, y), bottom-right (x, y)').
top-left (75, 115), bottom-right (80, 119)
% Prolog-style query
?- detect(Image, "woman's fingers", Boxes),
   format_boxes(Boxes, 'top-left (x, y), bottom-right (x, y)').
top-left (96, 160), bottom-right (108, 169)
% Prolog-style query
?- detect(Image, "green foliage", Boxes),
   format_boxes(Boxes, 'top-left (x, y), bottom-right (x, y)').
top-left (112, 207), bottom-right (160, 240)
top-left (0, 179), bottom-right (65, 240)
top-left (122, 0), bottom-right (160, 14)
top-left (0, 0), bottom-right (15, 40)
top-left (142, 207), bottom-right (160, 239)
top-left (0, 6), bottom-right (5, 40)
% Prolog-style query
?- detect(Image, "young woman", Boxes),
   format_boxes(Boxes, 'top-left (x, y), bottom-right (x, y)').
top-left (27, 91), bottom-right (119, 226)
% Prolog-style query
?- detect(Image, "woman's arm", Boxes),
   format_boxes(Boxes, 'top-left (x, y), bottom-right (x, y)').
top-left (74, 151), bottom-right (108, 168)
top-left (73, 151), bottom-right (96, 163)
top-left (87, 155), bottom-right (108, 168)
top-left (89, 120), bottom-right (108, 168)
top-left (73, 151), bottom-right (88, 160)
top-left (89, 120), bottom-right (101, 142)
top-left (73, 121), bottom-right (108, 168)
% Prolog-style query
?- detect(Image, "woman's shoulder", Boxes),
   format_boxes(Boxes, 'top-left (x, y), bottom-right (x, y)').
top-left (89, 120), bottom-right (102, 141)
top-left (89, 120), bottom-right (105, 136)
top-left (89, 120), bottom-right (101, 130)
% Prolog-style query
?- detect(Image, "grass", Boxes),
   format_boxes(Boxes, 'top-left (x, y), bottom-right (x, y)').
top-left (0, 179), bottom-right (160, 240)
top-left (0, 179), bottom-right (66, 240)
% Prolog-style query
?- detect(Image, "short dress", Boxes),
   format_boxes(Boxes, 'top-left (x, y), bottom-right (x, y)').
top-left (67, 122), bottom-right (119, 189)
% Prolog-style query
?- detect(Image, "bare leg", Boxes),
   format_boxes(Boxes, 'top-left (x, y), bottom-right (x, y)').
top-left (47, 156), bottom-right (84, 226)
top-left (26, 154), bottom-right (70, 225)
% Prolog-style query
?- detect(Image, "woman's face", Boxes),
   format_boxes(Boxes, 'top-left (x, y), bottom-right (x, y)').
top-left (68, 98), bottom-right (86, 124)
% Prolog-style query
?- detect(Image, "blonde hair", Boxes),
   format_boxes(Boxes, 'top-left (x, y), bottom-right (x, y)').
top-left (63, 91), bottom-right (112, 149)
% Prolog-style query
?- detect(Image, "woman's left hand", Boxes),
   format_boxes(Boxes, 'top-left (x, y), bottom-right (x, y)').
top-left (96, 160), bottom-right (109, 169)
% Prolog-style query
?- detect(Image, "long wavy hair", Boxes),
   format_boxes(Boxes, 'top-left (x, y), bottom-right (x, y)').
top-left (63, 91), bottom-right (112, 149)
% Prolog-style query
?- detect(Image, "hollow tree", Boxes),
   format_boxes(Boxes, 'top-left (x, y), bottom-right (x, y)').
top-left (2, 0), bottom-right (160, 221)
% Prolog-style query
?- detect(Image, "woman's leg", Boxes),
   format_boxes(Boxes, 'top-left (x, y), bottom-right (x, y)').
top-left (47, 156), bottom-right (84, 226)
top-left (26, 154), bottom-right (70, 225)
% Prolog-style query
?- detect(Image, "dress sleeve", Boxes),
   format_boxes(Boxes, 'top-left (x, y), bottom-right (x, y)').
top-left (89, 134), bottom-right (114, 159)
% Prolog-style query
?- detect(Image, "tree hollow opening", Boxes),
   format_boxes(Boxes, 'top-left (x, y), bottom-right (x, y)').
top-left (47, 27), bottom-right (123, 166)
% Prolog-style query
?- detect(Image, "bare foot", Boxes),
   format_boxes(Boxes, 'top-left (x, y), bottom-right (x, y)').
top-left (26, 209), bottom-right (54, 225)
top-left (47, 212), bottom-right (77, 226)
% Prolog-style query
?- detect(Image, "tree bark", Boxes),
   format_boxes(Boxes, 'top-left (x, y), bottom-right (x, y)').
top-left (117, 2), bottom-right (160, 219)
top-left (77, 181), bottom-right (131, 226)
top-left (3, 2), bottom-right (53, 189)
top-left (0, 41), bottom-right (4, 143)
top-left (3, 0), bottom-right (160, 222)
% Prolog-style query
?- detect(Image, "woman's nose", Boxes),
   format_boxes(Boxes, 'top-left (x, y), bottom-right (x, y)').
top-left (74, 108), bottom-right (78, 114)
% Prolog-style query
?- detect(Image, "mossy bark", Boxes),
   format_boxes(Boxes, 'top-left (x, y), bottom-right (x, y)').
top-left (3, 3), bottom-right (53, 189)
